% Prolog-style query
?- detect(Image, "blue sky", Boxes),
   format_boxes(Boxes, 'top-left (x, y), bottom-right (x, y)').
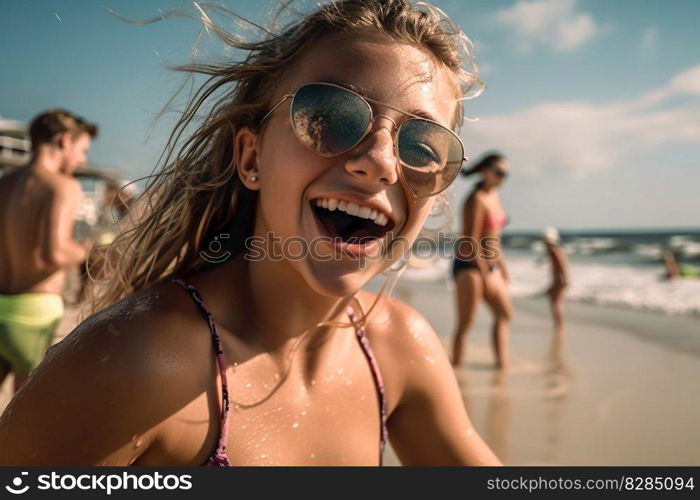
top-left (1, 0), bottom-right (699, 230)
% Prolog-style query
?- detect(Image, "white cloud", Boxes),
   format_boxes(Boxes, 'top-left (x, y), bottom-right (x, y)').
top-left (463, 65), bottom-right (700, 177)
top-left (494, 0), bottom-right (599, 52)
top-left (669, 66), bottom-right (700, 95)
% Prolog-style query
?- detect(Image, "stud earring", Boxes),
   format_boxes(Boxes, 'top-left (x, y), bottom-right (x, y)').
top-left (250, 175), bottom-right (258, 182)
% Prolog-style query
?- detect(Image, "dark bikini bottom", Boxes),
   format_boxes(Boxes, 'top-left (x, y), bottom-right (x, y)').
top-left (452, 257), bottom-right (499, 279)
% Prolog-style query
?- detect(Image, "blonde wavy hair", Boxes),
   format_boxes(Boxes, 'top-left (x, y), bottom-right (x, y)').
top-left (88, 0), bottom-right (483, 319)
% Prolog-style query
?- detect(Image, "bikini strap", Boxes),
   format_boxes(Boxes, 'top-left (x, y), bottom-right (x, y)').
top-left (172, 278), bottom-right (231, 466)
top-left (346, 300), bottom-right (388, 466)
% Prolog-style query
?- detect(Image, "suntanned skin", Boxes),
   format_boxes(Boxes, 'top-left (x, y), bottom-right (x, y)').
top-left (0, 131), bottom-right (91, 390)
top-left (452, 160), bottom-right (512, 370)
top-left (544, 241), bottom-right (569, 332)
top-left (0, 32), bottom-right (501, 466)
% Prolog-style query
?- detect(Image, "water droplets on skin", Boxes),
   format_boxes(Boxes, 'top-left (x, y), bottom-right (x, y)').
top-left (467, 428), bottom-right (474, 437)
top-left (100, 354), bottom-right (111, 363)
top-left (273, 373), bottom-right (280, 381)
top-left (337, 368), bottom-right (344, 375)
top-left (291, 422), bottom-right (299, 429)
top-left (424, 355), bottom-right (436, 365)
top-left (310, 379), bottom-right (316, 386)
top-left (345, 379), bottom-right (352, 386)
top-left (245, 383), bottom-right (252, 389)
top-left (300, 410), bottom-right (307, 416)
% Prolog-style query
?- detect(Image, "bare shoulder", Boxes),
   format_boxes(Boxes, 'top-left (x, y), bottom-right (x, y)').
top-left (464, 190), bottom-right (486, 211)
top-left (354, 290), bottom-right (447, 409)
top-left (41, 170), bottom-right (81, 196)
top-left (0, 280), bottom-right (213, 465)
top-left (59, 281), bottom-right (208, 364)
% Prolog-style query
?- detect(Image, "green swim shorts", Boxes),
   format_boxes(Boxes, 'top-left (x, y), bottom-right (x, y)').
top-left (0, 293), bottom-right (64, 374)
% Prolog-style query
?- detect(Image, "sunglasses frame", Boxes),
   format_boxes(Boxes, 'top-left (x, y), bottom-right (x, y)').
top-left (258, 82), bottom-right (468, 198)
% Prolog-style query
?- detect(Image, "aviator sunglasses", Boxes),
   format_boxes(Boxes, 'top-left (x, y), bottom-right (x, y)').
top-left (258, 82), bottom-right (468, 198)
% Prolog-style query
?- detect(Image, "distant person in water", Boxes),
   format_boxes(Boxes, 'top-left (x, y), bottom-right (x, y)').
top-left (0, 109), bottom-right (96, 394)
top-left (451, 152), bottom-right (511, 370)
top-left (662, 249), bottom-right (682, 280)
top-left (542, 227), bottom-right (569, 332)
top-left (662, 248), bottom-right (699, 280)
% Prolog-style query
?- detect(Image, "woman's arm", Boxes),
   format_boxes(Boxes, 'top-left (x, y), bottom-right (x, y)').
top-left (380, 300), bottom-right (502, 466)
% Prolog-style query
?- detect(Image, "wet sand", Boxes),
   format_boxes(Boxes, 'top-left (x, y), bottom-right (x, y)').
top-left (2, 285), bottom-right (699, 465)
top-left (384, 281), bottom-right (700, 465)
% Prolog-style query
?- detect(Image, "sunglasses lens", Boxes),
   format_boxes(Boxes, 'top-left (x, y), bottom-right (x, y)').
top-left (397, 119), bottom-right (464, 197)
top-left (291, 84), bottom-right (371, 157)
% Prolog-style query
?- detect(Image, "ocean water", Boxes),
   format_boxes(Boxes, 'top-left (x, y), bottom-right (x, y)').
top-left (399, 229), bottom-right (700, 317)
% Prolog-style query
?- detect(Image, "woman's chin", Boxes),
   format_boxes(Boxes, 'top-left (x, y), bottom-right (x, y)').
top-left (300, 260), bottom-right (379, 298)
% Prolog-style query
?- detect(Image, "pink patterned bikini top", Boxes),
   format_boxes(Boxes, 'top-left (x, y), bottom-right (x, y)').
top-left (172, 278), bottom-right (388, 466)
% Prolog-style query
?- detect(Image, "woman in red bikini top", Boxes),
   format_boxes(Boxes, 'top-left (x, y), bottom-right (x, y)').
top-left (0, 1), bottom-right (502, 466)
top-left (451, 152), bottom-right (513, 371)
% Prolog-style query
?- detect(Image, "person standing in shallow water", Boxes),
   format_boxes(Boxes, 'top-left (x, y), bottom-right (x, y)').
top-left (0, 109), bottom-right (96, 395)
top-left (451, 153), bottom-right (512, 370)
top-left (0, 1), bottom-right (501, 466)
top-left (542, 227), bottom-right (569, 333)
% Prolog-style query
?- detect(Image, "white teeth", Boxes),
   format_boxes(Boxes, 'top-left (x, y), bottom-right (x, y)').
top-left (314, 198), bottom-right (390, 227)
top-left (345, 202), bottom-right (360, 216)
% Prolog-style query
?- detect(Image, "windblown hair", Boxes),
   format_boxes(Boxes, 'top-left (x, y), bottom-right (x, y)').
top-left (460, 151), bottom-right (504, 178)
top-left (88, 0), bottom-right (483, 314)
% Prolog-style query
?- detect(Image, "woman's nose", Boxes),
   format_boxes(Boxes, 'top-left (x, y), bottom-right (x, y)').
top-left (344, 115), bottom-right (400, 187)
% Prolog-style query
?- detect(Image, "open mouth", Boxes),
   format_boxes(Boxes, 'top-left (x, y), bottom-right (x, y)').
top-left (311, 198), bottom-right (396, 244)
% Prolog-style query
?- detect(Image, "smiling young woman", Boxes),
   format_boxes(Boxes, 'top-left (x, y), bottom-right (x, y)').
top-left (0, 0), bottom-right (501, 466)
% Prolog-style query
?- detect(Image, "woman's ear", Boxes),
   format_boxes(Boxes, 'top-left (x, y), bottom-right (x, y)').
top-left (235, 126), bottom-right (260, 190)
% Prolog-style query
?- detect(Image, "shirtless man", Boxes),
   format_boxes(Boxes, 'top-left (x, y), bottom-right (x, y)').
top-left (0, 109), bottom-right (97, 393)
top-left (542, 227), bottom-right (569, 332)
